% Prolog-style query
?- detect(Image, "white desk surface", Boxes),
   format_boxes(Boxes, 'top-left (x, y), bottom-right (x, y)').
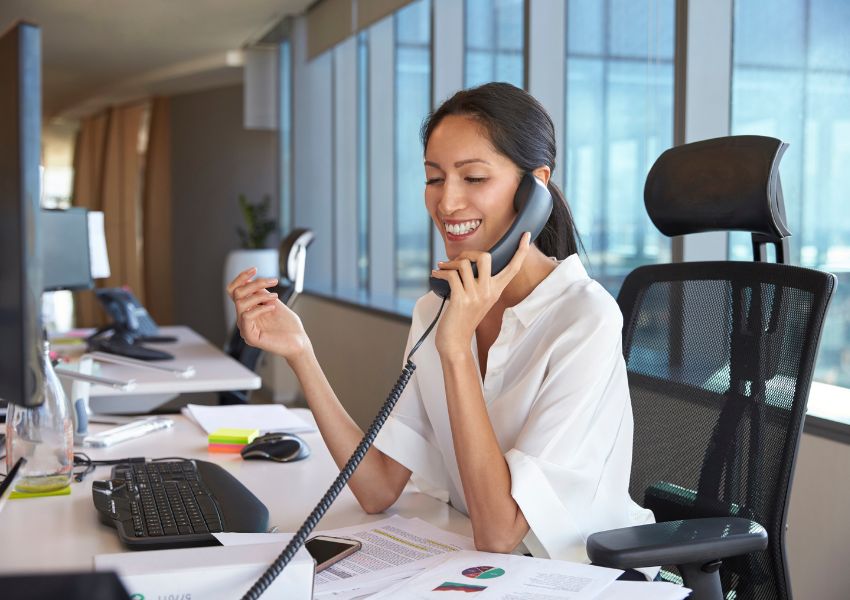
top-left (87, 326), bottom-right (261, 397)
top-left (0, 409), bottom-right (473, 574)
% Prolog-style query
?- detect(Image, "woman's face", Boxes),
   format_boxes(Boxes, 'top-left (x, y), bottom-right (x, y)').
top-left (424, 115), bottom-right (522, 260)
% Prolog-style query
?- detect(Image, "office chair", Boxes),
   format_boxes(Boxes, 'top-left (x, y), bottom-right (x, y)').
top-left (585, 136), bottom-right (835, 600)
top-left (219, 228), bottom-right (315, 404)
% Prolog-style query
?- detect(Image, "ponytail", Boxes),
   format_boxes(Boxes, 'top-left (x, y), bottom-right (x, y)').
top-left (535, 181), bottom-right (583, 260)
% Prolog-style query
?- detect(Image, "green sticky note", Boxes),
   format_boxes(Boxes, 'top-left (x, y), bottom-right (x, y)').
top-left (10, 485), bottom-right (72, 499)
top-left (208, 427), bottom-right (260, 445)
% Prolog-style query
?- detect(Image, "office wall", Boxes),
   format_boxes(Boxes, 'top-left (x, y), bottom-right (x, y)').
top-left (170, 84), bottom-right (277, 347)
top-left (787, 433), bottom-right (850, 598)
top-left (269, 295), bottom-right (410, 428)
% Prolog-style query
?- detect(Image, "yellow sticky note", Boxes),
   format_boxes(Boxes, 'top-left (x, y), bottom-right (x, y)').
top-left (10, 485), bottom-right (72, 499)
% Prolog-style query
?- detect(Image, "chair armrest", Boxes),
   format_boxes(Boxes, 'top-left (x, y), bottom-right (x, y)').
top-left (586, 517), bottom-right (767, 570)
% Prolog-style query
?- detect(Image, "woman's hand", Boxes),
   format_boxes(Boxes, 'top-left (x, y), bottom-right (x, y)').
top-left (431, 232), bottom-right (531, 357)
top-left (226, 267), bottom-right (311, 361)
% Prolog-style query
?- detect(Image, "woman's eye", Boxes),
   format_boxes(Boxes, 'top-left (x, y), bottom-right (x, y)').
top-left (465, 177), bottom-right (487, 184)
top-left (425, 178), bottom-right (443, 185)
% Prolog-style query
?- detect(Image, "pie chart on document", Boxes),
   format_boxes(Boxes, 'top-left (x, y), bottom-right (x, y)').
top-left (461, 566), bottom-right (506, 579)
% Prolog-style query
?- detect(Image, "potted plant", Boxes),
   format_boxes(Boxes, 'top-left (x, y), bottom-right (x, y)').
top-left (223, 194), bottom-right (278, 334)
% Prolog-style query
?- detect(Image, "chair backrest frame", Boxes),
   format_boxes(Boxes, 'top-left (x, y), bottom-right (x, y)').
top-left (618, 261), bottom-right (835, 599)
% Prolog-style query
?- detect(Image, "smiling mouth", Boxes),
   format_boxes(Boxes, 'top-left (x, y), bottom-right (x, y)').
top-left (444, 219), bottom-right (482, 237)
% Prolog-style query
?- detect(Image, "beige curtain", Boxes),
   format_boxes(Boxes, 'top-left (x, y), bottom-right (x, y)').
top-left (142, 98), bottom-right (174, 324)
top-left (72, 99), bottom-right (172, 327)
top-left (72, 111), bottom-right (111, 328)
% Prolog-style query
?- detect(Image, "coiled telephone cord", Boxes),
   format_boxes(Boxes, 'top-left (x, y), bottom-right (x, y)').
top-left (241, 297), bottom-right (446, 600)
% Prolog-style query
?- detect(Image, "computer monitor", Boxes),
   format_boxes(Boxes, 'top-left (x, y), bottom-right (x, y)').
top-left (42, 208), bottom-right (94, 292)
top-left (0, 21), bottom-right (44, 408)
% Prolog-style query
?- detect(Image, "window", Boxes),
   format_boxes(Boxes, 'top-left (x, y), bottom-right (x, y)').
top-left (357, 32), bottom-right (369, 294)
top-left (564, 0), bottom-right (676, 295)
top-left (731, 0), bottom-right (850, 386)
top-left (395, 0), bottom-right (432, 301)
top-left (464, 0), bottom-right (524, 88)
top-left (279, 39), bottom-right (293, 235)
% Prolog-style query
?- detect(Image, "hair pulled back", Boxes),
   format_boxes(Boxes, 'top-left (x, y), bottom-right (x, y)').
top-left (421, 82), bottom-right (581, 260)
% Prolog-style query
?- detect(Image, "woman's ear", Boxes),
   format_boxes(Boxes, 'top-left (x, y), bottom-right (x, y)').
top-left (533, 165), bottom-right (551, 187)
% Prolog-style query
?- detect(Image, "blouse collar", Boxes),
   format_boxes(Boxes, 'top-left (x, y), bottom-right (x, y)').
top-left (508, 254), bottom-right (591, 329)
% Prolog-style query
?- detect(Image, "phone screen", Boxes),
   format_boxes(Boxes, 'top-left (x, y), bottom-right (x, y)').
top-left (305, 537), bottom-right (358, 566)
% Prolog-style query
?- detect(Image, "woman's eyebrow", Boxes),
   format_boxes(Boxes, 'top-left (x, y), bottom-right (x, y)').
top-left (424, 158), bottom-right (491, 169)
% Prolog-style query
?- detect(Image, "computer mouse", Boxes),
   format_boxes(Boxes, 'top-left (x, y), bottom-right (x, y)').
top-left (240, 432), bottom-right (311, 463)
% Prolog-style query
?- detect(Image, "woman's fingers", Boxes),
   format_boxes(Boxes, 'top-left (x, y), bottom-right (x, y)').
top-left (242, 301), bottom-right (276, 321)
top-left (430, 268), bottom-right (464, 298)
top-left (455, 258), bottom-right (475, 290)
top-left (226, 266), bottom-right (257, 297)
top-left (235, 290), bottom-right (278, 316)
top-left (232, 276), bottom-right (279, 301)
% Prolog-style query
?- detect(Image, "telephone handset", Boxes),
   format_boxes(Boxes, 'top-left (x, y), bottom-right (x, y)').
top-left (429, 173), bottom-right (553, 298)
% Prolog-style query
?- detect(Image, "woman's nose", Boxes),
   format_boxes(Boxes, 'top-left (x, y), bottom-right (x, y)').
top-left (438, 178), bottom-right (466, 215)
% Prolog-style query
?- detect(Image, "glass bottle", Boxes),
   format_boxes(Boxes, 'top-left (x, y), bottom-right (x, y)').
top-left (5, 340), bottom-right (74, 493)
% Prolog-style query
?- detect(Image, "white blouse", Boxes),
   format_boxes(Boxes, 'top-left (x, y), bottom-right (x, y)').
top-left (374, 254), bottom-right (655, 567)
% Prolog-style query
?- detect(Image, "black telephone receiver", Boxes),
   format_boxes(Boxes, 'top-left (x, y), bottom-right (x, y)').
top-left (429, 173), bottom-right (553, 298)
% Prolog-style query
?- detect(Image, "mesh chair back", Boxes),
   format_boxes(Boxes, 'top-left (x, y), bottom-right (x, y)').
top-left (620, 261), bottom-right (834, 600)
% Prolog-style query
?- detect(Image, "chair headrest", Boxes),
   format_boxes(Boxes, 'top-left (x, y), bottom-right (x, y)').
top-left (644, 135), bottom-right (791, 239)
top-left (279, 228), bottom-right (315, 282)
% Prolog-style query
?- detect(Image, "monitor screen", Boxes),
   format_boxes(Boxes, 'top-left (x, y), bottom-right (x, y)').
top-left (0, 22), bottom-right (44, 407)
top-left (42, 208), bottom-right (93, 291)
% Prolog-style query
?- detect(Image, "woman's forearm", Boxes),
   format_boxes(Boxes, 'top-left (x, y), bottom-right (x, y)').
top-left (287, 347), bottom-right (411, 513)
top-left (440, 349), bottom-right (529, 552)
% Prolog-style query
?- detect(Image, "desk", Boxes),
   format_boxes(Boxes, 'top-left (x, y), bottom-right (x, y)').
top-left (0, 409), bottom-right (472, 574)
top-left (81, 326), bottom-right (261, 413)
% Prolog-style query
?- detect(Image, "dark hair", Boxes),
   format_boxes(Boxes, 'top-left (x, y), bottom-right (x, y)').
top-left (421, 82), bottom-right (582, 260)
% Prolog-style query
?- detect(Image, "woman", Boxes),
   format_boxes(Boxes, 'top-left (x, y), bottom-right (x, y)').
top-left (227, 83), bottom-right (654, 573)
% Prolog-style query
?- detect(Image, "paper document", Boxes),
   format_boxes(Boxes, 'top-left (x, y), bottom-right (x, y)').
top-left (313, 516), bottom-right (474, 593)
top-left (370, 550), bottom-right (621, 600)
top-left (216, 515), bottom-right (474, 597)
top-left (182, 403), bottom-right (316, 434)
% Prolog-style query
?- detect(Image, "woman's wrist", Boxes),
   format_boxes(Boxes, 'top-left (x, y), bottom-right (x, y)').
top-left (436, 328), bottom-right (474, 357)
top-left (285, 339), bottom-right (316, 373)
top-left (437, 343), bottom-right (475, 365)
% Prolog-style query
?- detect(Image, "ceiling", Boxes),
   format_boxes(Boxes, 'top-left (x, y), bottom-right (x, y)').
top-left (0, 0), bottom-right (313, 120)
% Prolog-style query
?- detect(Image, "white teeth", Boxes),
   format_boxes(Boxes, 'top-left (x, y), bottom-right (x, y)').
top-left (445, 220), bottom-right (481, 235)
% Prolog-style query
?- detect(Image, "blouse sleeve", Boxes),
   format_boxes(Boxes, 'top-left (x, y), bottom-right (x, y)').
top-left (505, 291), bottom-right (653, 563)
top-left (373, 300), bottom-right (451, 499)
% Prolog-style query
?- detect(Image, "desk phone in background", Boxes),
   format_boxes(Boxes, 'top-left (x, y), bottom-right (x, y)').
top-left (89, 287), bottom-right (176, 360)
top-left (95, 287), bottom-right (160, 338)
top-left (428, 173), bottom-right (553, 298)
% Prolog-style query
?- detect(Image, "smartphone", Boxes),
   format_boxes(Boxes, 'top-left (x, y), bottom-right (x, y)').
top-left (429, 172), bottom-right (553, 298)
top-left (305, 535), bottom-right (362, 572)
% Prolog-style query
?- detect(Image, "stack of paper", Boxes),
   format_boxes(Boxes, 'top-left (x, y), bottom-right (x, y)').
top-left (212, 516), bottom-right (691, 600)
top-left (214, 515), bottom-right (475, 599)
top-left (182, 403), bottom-right (316, 435)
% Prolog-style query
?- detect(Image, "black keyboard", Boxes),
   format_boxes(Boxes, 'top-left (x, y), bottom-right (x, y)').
top-left (92, 459), bottom-right (269, 550)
